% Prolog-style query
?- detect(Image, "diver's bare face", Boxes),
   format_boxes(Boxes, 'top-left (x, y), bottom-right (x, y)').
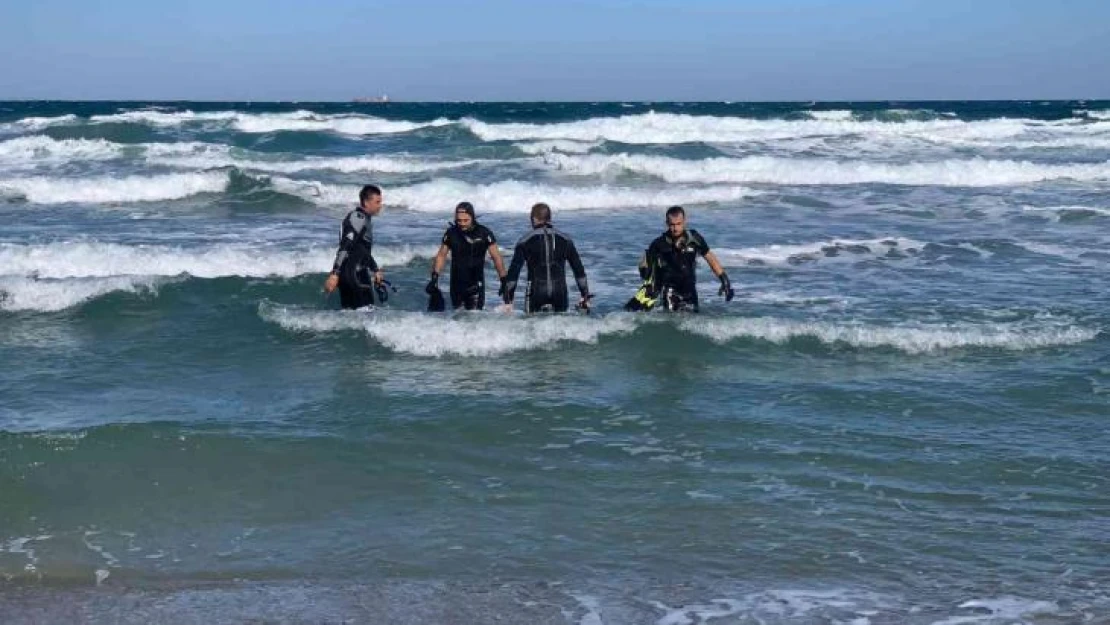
top-left (456, 212), bottom-right (473, 230)
top-left (361, 194), bottom-right (383, 215)
top-left (667, 214), bottom-right (686, 239)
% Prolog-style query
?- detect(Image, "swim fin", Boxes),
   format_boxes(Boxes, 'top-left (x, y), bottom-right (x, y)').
top-left (623, 281), bottom-right (657, 312)
top-left (427, 286), bottom-right (446, 312)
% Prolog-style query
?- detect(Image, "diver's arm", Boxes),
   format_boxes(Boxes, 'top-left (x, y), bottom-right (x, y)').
top-left (565, 239), bottom-right (590, 298)
top-left (330, 214), bottom-right (356, 275)
top-left (432, 244), bottom-right (450, 276)
top-left (324, 214), bottom-right (356, 292)
top-left (502, 242), bottom-right (526, 304)
top-left (637, 251), bottom-right (650, 279)
top-left (704, 250), bottom-right (726, 278)
top-left (704, 250), bottom-right (734, 301)
top-left (425, 243), bottom-right (449, 291)
top-left (489, 243), bottom-right (507, 278)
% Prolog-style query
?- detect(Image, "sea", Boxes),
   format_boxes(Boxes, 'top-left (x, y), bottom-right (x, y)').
top-left (0, 101), bottom-right (1108, 624)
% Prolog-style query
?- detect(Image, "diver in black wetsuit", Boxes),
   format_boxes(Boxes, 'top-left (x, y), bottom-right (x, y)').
top-left (501, 202), bottom-right (592, 313)
top-left (323, 184), bottom-right (385, 309)
top-left (426, 202), bottom-right (507, 310)
top-left (631, 205), bottom-right (734, 312)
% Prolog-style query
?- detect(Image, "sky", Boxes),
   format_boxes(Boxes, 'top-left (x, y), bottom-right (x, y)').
top-left (1, 0), bottom-right (1108, 101)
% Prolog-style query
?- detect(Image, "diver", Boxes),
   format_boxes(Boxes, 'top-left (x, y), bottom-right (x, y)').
top-left (501, 202), bottom-right (592, 313)
top-left (627, 205), bottom-right (734, 312)
top-left (323, 184), bottom-right (385, 310)
top-left (426, 202), bottom-right (507, 310)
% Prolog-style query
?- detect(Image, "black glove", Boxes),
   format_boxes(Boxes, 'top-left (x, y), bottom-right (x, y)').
top-left (718, 273), bottom-right (734, 302)
top-left (425, 272), bottom-right (439, 295)
top-left (576, 292), bottom-right (594, 311)
top-left (375, 281), bottom-right (390, 304)
top-left (497, 275), bottom-right (508, 298)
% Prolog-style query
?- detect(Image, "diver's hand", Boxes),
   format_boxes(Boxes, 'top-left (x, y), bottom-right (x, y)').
top-left (373, 271), bottom-right (385, 286)
top-left (425, 272), bottom-right (440, 295)
top-left (323, 272), bottom-right (339, 293)
top-left (497, 275), bottom-right (508, 298)
top-left (718, 273), bottom-right (734, 302)
top-left (577, 293), bottom-right (594, 312)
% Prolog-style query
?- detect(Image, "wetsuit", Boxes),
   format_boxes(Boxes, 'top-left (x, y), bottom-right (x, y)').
top-left (502, 223), bottom-right (589, 313)
top-left (441, 222), bottom-right (497, 310)
top-left (331, 207), bottom-right (379, 309)
top-left (640, 229), bottom-right (711, 312)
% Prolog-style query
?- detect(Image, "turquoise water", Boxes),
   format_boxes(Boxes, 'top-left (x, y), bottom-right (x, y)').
top-left (1, 101), bottom-right (1109, 623)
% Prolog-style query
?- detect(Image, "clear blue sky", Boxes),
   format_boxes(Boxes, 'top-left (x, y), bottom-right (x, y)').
top-left (2, 0), bottom-right (1108, 101)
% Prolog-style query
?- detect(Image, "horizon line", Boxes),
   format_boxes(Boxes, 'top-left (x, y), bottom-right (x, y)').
top-left (2, 97), bottom-right (1109, 104)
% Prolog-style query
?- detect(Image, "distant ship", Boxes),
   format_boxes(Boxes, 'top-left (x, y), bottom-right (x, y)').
top-left (353, 95), bottom-right (390, 103)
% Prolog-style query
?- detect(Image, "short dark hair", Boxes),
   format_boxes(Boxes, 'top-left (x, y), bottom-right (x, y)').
top-left (666, 205), bottom-right (685, 220)
top-left (531, 202), bottom-right (551, 223)
top-left (455, 201), bottom-right (475, 217)
top-left (359, 184), bottom-right (382, 203)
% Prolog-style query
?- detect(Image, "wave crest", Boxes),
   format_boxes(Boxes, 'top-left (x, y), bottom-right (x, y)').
top-left (259, 305), bottom-right (637, 357)
top-left (681, 316), bottom-right (1100, 353)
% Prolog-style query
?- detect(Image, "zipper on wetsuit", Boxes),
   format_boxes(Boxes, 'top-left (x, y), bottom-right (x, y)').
top-left (544, 227), bottom-right (553, 297)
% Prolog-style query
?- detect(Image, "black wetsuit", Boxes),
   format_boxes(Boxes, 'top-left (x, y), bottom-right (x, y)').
top-left (641, 229), bottom-right (711, 312)
top-left (331, 207), bottom-right (379, 310)
top-left (502, 223), bottom-right (589, 313)
top-left (441, 222), bottom-right (497, 310)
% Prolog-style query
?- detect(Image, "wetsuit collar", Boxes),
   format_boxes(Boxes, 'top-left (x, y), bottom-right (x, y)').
top-left (665, 230), bottom-right (686, 244)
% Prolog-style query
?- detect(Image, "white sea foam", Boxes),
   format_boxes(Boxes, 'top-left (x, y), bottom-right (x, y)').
top-left (1022, 204), bottom-right (1110, 219)
top-left (0, 242), bottom-right (433, 280)
top-left (462, 112), bottom-right (1079, 145)
top-left (259, 305), bottom-right (637, 357)
top-left (0, 136), bottom-right (124, 166)
top-left (0, 275), bottom-right (161, 312)
top-left (88, 110), bottom-right (241, 126)
top-left (680, 316), bottom-right (1099, 353)
top-left (514, 140), bottom-right (603, 155)
top-left (0, 136), bottom-right (234, 166)
top-left (0, 114), bottom-right (79, 132)
top-left (0, 242), bottom-right (433, 312)
top-left (15, 109), bottom-right (452, 136)
top-left (0, 135), bottom-right (478, 176)
top-left (230, 111), bottom-right (453, 135)
top-left (149, 151), bottom-right (480, 175)
top-left (807, 110), bottom-right (855, 121)
top-left (539, 153), bottom-right (1110, 186)
top-left (929, 597), bottom-right (1059, 625)
top-left (2, 535), bottom-right (53, 573)
top-left (713, 238), bottom-right (924, 266)
top-left (651, 589), bottom-right (892, 625)
top-left (0, 172), bottom-right (230, 204)
top-left (273, 177), bottom-right (759, 211)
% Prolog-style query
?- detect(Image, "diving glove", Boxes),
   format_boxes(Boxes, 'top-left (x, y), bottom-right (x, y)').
top-left (718, 273), bottom-right (734, 302)
top-left (375, 281), bottom-right (390, 304)
top-left (425, 272), bottom-right (440, 295)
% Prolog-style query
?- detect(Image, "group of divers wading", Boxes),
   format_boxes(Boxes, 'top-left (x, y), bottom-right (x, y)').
top-left (322, 184), bottom-right (736, 314)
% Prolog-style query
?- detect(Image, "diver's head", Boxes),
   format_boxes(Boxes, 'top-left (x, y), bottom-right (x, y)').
top-left (455, 201), bottom-right (476, 230)
top-left (530, 202), bottom-right (552, 227)
top-left (359, 184), bottom-right (383, 215)
top-left (665, 205), bottom-right (686, 238)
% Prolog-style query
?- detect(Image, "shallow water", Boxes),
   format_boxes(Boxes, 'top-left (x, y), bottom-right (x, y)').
top-left (1, 100), bottom-right (1108, 623)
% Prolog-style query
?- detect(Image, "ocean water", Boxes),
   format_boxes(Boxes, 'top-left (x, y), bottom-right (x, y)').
top-left (0, 100), bottom-right (1108, 624)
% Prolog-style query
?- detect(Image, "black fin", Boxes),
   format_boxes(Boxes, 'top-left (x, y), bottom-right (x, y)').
top-left (427, 287), bottom-right (446, 312)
